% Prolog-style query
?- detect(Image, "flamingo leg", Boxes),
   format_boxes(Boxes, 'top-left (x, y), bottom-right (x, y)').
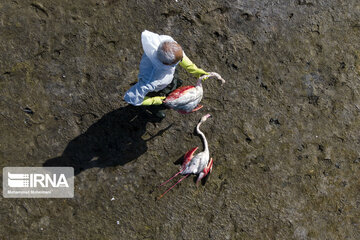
top-left (190, 104), bottom-right (203, 113)
top-left (158, 171), bottom-right (182, 187)
top-left (158, 174), bottom-right (189, 199)
top-left (176, 105), bottom-right (203, 114)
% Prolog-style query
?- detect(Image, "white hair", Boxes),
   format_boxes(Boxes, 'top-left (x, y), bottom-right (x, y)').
top-left (157, 41), bottom-right (181, 65)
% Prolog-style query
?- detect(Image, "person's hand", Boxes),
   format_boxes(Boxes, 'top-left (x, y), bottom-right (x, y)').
top-left (200, 73), bottom-right (210, 81)
top-left (141, 96), bottom-right (166, 106)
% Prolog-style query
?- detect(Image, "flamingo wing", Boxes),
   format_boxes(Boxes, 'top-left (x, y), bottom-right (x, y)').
top-left (182, 154), bottom-right (203, 175)
top-left (164, 86), bottom-right (195, 102)
top-left (196, 158), bottom-right (213, 185)
top-left (182, 147), bottom-right (198, 169)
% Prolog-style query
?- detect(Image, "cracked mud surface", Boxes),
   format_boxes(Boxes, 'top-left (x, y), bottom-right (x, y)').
top-left (1, 0), bottom-right (360, 239)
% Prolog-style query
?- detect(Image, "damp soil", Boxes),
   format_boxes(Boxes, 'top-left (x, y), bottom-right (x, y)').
top-left (1, 0), bottom-right (360, 239)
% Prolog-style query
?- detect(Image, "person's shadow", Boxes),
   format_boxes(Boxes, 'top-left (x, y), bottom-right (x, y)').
top-left (43, 105), bottom-right (172, 175)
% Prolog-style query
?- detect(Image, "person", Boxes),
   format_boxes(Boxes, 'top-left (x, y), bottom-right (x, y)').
top-left (124, 30), bottom-right (209, 118)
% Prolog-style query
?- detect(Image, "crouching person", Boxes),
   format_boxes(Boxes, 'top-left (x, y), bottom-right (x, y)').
top-left (124, 30), bottom-right (209, 118)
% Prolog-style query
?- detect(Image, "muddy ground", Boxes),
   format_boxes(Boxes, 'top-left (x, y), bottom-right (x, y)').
top-left (1, 0), bottom-right (360, 239)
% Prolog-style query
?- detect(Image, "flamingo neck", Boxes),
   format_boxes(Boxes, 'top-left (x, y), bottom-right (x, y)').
top-left (196, 121), bottom-right (209, 154)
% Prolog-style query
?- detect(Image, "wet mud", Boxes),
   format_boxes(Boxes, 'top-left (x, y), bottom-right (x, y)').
top-left (1, 0), bottom-right (360, 239)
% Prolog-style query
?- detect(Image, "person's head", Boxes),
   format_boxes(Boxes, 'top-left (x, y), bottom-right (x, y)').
top-left (157, 41), bottom-right (183, 65)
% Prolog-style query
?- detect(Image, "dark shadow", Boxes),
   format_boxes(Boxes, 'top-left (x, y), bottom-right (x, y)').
top-left (43, 105), bottom-right (171, 175)
top-left (173, 154), bottom-right (185, 166)
top-left (200, 172), bottom-right (210, 186)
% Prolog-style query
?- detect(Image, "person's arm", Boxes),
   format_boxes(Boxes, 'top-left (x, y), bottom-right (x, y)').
top-left (124, 53), bottom-right (166, 106)
top-left (124, 83), bottom-right (165, 106)
top-left (179, 54), bottom-right (209, 79)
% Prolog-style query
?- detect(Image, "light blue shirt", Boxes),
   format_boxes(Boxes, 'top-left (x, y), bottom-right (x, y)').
top-left (124, 30), bottom-right (182, 106)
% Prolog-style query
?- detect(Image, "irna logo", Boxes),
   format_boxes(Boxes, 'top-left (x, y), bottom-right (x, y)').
top-left (3, 167), bottom-right (74, 198)
top-left (8, 172), bottom-right (69, 188)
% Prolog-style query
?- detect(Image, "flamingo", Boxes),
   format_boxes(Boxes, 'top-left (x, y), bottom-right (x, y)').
top-left (158, 113), bottom-right (214, 199)
top-left (163, 72), bottom-right (225, 114)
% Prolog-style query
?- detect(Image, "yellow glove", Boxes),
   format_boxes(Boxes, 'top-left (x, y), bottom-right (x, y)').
top-left (141, 96), bottom-right (166, 106)
top-left (200, 74), bottom-right (210, 81)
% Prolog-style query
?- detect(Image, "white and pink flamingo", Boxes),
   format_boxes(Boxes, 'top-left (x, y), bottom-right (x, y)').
top-left (158, 114), bottom-right (214, 199)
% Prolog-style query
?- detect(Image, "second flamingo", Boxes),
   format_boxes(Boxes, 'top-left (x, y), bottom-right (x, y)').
top-left (158, 114), bottom-right (214, 199)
